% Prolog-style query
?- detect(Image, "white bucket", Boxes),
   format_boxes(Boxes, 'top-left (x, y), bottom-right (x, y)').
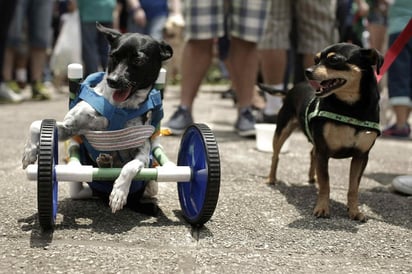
top-left (255, 123), bottom-right (289, 153)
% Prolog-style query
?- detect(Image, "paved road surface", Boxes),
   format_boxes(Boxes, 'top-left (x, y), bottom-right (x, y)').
top-left (0, 85), bottom-right (411, 273)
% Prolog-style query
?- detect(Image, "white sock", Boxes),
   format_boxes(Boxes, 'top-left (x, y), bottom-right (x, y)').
top-left (16, 68), bottom-right (27, 83)
top-left (264, 83), bottom-right (284, 115)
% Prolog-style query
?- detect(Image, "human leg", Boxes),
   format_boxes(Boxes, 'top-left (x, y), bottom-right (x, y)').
top-left (383, 34), bottom-right (412, 138)
top-left (97, 22), bottom-right (112, 72)
top-left (258, 48), bottom-right (287, 122)
top-left (0, 0), bottom-right (22, 103)
top-left (27, 0), bottom-right (53, 99)
top-left (296, 0), bottom-right (338, 81)
top-left (180, 39), bottom-right (214, 110)
top-left (230, 0), bottom-right (270, 135)
top-left (147, 15), bottom-right (168, 41)
top-left (257, 0), bottom-right (290, 122)
top-left (81, 22), bottom-right (100, 76)
top-left (230, 38), bottom-right (258, 109)
top-left (230, 37), bottom-right (260, 136)
top-left (2, 0), bottom-right (25, 94)
top-left (296, 0), bottom-right (338, 56)
top-left (295, 0), bottom-right (338, 81)
top-left (166, 39), bottom-right (214, 134)
top-left (166, 0), bottom-right (223, 134)
top-left (367, 1), bottom-right (388, 53)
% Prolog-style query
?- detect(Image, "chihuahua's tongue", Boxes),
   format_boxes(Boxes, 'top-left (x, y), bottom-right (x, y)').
top-left (308, 80), bottom-right (322, 91)
top-left (113, 87), bottom-right (132, 103)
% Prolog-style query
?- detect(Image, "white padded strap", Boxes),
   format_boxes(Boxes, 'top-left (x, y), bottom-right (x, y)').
top-left (84, 125), bottom-right (155, 151)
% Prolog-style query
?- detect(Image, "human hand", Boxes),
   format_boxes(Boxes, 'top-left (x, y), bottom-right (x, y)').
top-left (132, 8), bottom-right (146, 27)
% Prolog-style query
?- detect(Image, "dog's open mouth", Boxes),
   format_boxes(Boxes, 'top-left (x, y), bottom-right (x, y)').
top-left (113, 87), bottom-right (133, 103)
top-left (309, 78), bottom-right (346, 96)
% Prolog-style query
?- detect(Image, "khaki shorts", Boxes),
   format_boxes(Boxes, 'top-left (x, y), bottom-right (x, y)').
top-left (259, 0), bottom-right (338, 54)
top-left (184, 0), bottom-right (270, 43)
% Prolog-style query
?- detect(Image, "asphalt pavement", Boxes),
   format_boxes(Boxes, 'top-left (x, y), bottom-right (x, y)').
top-left (0, 84), bottom-right (411, 273)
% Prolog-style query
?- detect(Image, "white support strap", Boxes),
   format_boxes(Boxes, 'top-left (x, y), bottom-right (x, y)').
top-left (84, 125), bottom-right (155, 151)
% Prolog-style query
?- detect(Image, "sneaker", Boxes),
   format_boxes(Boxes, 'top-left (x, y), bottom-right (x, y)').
top-left (221, 88), bottom-right (236, 99)
top-left (165, 106), bottom-right (193, 135)
top-left (0, 82), bottom-right (24, 103)
top-left (255, 109), bottom-right (277, 124)
top-left (31, 81), bottom-right (51, 100)
top-left (392, 175), bottom-right (412, 195)
top-left (382, 123), bottom-right (411, 138)
top-left (5, 80), bottom-right (21, 94)
top-left (235, 108), bottom-right (256, 137)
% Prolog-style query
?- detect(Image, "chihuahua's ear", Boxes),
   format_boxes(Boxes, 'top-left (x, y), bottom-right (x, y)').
top-left (158, 41), bottom-right (173, 61)
top-left (96, 22), bottom-right (121, 44)
top-left (359, 48), bottom-right (384, 74)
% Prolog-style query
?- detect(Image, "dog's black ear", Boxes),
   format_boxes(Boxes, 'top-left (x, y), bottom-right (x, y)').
top-left (96, 22), bottom-right (121, 44)
top-left (359, 48), bottom-right (384, 74)
top-left (158, 41), bottom-right (173, 61)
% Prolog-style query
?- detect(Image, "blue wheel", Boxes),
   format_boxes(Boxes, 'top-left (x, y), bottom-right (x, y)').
top-left (177, 123), bottom-right (220, 227)
top-left (37, 119), bottom-right (59, 230)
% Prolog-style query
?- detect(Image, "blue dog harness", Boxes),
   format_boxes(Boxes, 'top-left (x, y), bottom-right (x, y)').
top-left (70, 72), bottom-right (163, 193)
top-left (70, 72), bottom-right (163, 130)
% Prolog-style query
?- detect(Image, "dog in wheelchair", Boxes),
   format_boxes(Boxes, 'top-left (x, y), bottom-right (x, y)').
top-left (22, 23), bottom-right (173, 215)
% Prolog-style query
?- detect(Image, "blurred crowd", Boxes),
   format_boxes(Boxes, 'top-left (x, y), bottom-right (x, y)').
top-left (0, 0), bottom-right (410, 141)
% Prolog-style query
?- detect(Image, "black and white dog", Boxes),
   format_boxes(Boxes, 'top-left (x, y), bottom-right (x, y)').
top-left (22, 23), bottom-right (173, 214)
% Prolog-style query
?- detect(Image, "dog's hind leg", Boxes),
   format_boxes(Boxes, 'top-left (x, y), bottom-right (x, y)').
top-left (268, 119), bottom-right (298, 184)
top-left (313, 154), bottom-right (330, 218)
top-left (347, 154), bottom-right (368, 221)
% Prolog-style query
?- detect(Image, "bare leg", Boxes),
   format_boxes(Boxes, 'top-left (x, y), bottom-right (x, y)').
top-left (30, 47), bottom-right (47, 82)
top-left (179, 39), bottom-right (214, 111)
top-left (229, 37), bottom-right (258, 110)
top-left (393, 105), bottom-right (411, 128)
top-left (2, 48), bottom-right (15, 81)
top-left (259, 48), bottom-right (287, 85)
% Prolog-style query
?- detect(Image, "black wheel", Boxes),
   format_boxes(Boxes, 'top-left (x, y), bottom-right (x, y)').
top-left (177, 123), bottom-right (220, 227)
top-left (37, 119), bottom-right (59, 230)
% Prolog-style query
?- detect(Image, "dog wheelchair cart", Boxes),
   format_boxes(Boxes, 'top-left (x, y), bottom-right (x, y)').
top-left (25, 64), bottom-right (220, 230)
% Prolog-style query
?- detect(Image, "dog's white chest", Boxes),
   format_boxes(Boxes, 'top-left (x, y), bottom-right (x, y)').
top-left (323, 123), bottom-right (378, 152)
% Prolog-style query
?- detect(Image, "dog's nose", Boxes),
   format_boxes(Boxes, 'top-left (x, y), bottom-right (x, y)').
top-left (107, 76), bottom-right (120, 89)
top-left (305, 67), bottom-right (314, 79)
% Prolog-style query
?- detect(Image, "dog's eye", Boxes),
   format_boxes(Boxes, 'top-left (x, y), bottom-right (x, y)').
top-left (327, 55), bottom-right (345, 65)
top-left (314, 56), bottom-right (320, 64)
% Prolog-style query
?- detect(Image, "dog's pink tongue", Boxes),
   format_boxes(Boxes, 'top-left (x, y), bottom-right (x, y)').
top-left (308, 80), bottom-right (322, 91)
top-left (113, 88), bottom-right (132, 103)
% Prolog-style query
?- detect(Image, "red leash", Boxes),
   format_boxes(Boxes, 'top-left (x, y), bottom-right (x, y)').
top-left (376, 18), bottom-right (412, 83)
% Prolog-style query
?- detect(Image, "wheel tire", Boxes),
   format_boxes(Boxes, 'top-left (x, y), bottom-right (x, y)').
top-left (37, 119), bottom-right (59, 230)
top-left (177, 123), bottom-right (220, 227)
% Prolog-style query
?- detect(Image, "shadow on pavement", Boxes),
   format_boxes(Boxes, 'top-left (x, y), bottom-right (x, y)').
top-left (266, 178), bottom-right (412, 232)
top-left (18, 198), bottom-right (212, 248)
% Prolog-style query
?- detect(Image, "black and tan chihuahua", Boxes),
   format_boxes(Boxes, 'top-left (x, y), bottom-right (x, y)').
top-left (263, 43), bottom-right (383, 221)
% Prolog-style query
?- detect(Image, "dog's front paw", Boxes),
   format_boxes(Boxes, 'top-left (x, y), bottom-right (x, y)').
top-left (313, 199), bottom-right (330, 218)
top-left (22, 143), bottom-right (38, 169)
top-left (109, 182), bottom-right (129, 213)
top-left (267, 176), bottom-right (278, 185)
top-left (348, 208), bottom-right (366, 222)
